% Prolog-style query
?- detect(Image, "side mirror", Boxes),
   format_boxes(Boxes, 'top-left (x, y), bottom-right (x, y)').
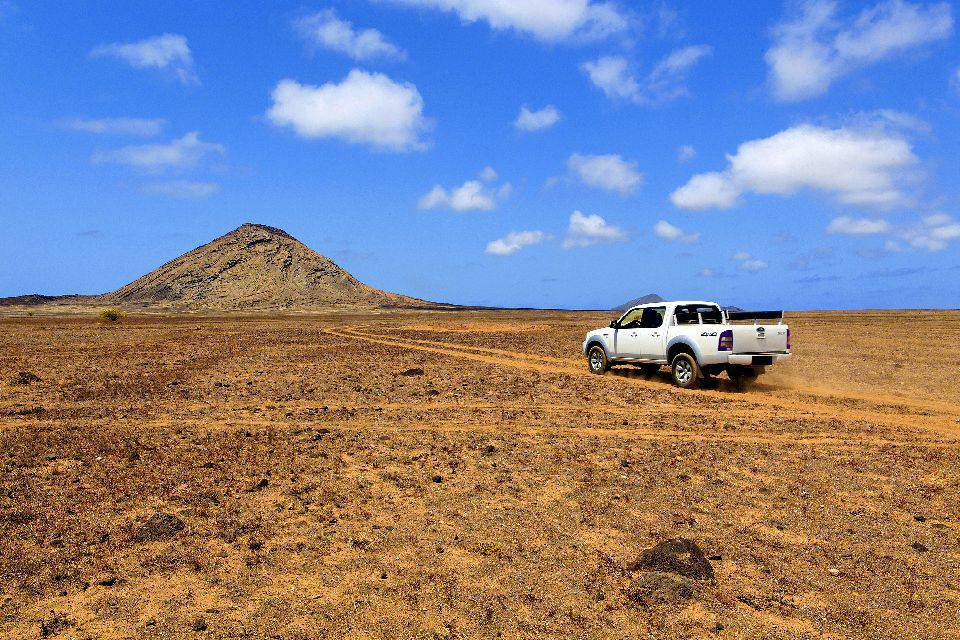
top-left (609, 320), bottom-right (619, 329)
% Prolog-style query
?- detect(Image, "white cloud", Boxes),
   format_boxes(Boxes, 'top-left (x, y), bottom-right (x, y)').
top-left (485, 230), bottom-right (547, 256)
top-left (563, 211), bottom-right (627, 248)
top-left (141, 180), bottom-right (220, 199)
top-left (91, 33), bottom-right (197, 84)
top-left (92, 132), bottom-right (224, 173)
top-left (900, 213), bottom-right (960, 251)
top-left (295, 9), bottom-right (406, 61)
top-left (677, 144), bottom-right (696, 162)
top-left (671, 124), bottom-right (917, 211)
top-left (827, 215), bottom-right (890, 234)
top-left (387, 0), bottom-right (627, 42)
top-left (568, 153), bottom-right (642, 195)
top-left (581, 56), bottom-right (639, 100)
top-left (418, 171), bottom-right (510, 212)
top-left (514, 105), bottom-right (561, 132)
top-left (732, 251), bottom-right (768, 271)
top-left (741, 259), bottom-right (769, 271)
top-left (670, 172), bottom-right (740, 210)
top-left (266, 71), bottom-right (429, 152)
top-left (699, 268), bottom-right (715, 277)
top-left (766, 0), bottom-right (953, 101)
top-left (62, 117), bottom-right (165, 137)
top-left (653, 220), bottom-right (699, 244)
top-left (581, 45), bottom-right (711, 104)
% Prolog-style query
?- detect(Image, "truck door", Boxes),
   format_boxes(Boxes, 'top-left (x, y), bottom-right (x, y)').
top-left (635, 306), bottom-right (667, 359)
top-left (614, 308), bottom-right (644, 358)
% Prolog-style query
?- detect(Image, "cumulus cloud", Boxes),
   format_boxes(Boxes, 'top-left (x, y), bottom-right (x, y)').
top-left (91, 34), bottom-right (197, 84)
top-left (677, 144), bottom-right (696, 162)
top-left (295, 9), bottom-right (406, 61)
top-left (581, 45), bottom-right (711, 104)
top-left (387, 0), bottom-right (627, 42)
top-left (514, 105), bottom-right (561, 132)
top-left (732, 252), bottom-right (768, 271)
top-left (568, 153), bottom-right (642, 195)
top-left (670, 172), bottom-right (740, 210)
top-left (563, 211), bottom-right (627, 248)
top-left (827, 215), bottom-right (890, 234)
top-left (900, 213), bottom-right (960, 251)
top-left (485, 230), bottom-right (547, 256)
top-left (766, 0), bottom-right (954, 101)
top-left (418, 169), bottom-right (510, 212)
top-left (61, 117), bottom-right (165, 137)
top-left (92, 132), bottom-right (224, 173)
top-left (671, 124), bottom-right (917, 211)
top-left (653, 220), bottom-right (699, 243)
top-left (267, 71), bottom-right (429, 152)
top-left (141, 180), bottom-right (220, 199)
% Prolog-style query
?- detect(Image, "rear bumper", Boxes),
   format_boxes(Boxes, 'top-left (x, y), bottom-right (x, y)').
top-left (727, 352), bottom-right (791, 366)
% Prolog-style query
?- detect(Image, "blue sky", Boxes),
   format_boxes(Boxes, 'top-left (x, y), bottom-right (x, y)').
top-left (1, 0), bottom-right (958, 310)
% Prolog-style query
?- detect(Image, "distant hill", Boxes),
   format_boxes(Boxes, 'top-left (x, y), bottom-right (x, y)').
top-left (611, 294), bottom-right (664, 312)
top-left (2, 223), bottom-right (452, 312)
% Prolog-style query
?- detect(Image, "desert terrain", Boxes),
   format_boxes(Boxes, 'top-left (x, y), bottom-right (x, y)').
top-left (2, 309), bottom-right (959, 639)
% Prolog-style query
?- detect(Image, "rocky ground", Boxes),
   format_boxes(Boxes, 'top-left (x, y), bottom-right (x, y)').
top-left (1, 310), bottom-right (959, 639)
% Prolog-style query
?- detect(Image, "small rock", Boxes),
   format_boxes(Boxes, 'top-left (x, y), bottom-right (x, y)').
top-left (432, 475), bottom-right (443, 483)
top-left (246, 478), bottom-right (269, 492)
top-left (626, 538), bottom-right (715, 581)
top-left (132, 512), bottom-right (185, 542)
top-left (400, 367), bottom-right (425, 377)
top-left (912, 542), bottom-right (929, 553)
top-left (828, 568), bottom-right (840, 576)
top-left (190, 616), bottom-right (208, 632)
top-left (248, 539), bottom-right (263, 551)
top-left (94, 573), bottom-right (117, 587)
top-left (914, 515), bottom-right (926, 522)
top-left (482, 444), bottom-right (497, 455)
top-left (620, 459), bottom-right (631, 468)
top-left (14, 371), bottom-right (41, 385)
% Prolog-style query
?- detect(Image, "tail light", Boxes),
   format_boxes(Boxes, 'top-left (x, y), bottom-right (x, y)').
top-left (787, 327), bottom-right (791, 350)
top-left (718, 330), bottom-right (733, 351)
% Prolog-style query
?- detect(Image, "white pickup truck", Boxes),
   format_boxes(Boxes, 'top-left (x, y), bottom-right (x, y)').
top-left (583, 300), bottom-right (790, 388)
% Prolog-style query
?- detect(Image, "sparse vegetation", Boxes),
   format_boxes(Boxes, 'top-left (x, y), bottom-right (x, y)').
top-left (98, 308), bottom-right (127, 322)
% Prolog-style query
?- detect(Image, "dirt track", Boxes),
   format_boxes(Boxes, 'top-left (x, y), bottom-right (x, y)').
top-left (2, 310), bottom-right (959, 639)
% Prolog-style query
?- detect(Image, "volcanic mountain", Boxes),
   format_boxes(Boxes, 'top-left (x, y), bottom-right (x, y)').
top-left (99, 223), bottom-right (445, 311)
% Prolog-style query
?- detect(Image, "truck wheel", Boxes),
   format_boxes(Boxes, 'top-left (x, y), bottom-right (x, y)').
top-left (587, 345), bottom-right (608, 374)
top-left (671, 353), bottom-right (701, 389)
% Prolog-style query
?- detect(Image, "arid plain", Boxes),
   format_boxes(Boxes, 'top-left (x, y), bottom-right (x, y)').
top-left (2, 309), bottom-right (959, 639)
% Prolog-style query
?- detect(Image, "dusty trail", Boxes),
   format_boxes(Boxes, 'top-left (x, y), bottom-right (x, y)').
top-left (329, 327), bottom-right (960, 437)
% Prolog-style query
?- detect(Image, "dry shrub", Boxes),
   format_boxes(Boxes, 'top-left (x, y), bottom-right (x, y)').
top-left (98, 308), bottom-right (127, 323)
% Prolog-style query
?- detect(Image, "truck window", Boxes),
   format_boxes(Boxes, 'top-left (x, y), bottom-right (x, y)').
top-left (640, 306), bottom-right (666, 328)
top-left (618, 308), bottom-right (644, 329)
top-left (674, 304), bottom-right (723, 325)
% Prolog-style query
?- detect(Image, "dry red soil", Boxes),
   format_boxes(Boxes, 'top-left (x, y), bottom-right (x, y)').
top-left (2, 310), bottom-right (959, 639)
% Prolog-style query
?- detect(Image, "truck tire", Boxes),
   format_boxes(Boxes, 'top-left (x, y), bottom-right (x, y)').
top-left (671, 353), bottom-right (701, 389)
top-left (587, 345), bottom-right (609, 374)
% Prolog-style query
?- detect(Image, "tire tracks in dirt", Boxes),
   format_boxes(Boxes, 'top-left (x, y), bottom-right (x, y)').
top-left (327, 327), bottom-right (960, 438)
